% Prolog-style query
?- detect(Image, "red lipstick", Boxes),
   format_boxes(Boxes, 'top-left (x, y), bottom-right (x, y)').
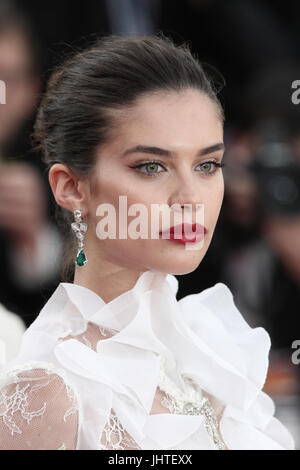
top-left (159, 223), bottom-right (207, 245)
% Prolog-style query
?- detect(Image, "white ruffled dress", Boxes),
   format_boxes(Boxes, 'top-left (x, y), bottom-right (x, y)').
top-left (0, 270), bottom-right (295, 450)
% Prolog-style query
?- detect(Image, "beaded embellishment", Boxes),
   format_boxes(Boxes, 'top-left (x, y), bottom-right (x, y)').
top-left (158, 356), bottom-right (226, 450)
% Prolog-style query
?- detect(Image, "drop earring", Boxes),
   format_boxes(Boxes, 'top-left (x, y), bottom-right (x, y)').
top-left (71, 209), bottom-right (88, 266)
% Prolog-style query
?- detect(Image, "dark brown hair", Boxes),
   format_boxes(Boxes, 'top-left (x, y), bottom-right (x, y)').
top-left (33, 33), bottom-right (225, 283)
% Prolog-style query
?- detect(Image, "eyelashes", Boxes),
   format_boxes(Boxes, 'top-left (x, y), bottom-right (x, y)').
top-left (129, 160), bottom-right (225, 177)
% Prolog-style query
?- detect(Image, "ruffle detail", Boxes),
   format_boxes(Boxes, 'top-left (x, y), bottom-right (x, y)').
top-left (4, 270), bottom-right (295, 450)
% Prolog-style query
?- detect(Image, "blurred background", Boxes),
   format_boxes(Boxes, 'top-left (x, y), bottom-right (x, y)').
top-left (0, 0), bottom-right (299, 448)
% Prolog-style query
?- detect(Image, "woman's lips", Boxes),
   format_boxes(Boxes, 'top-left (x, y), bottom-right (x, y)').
top-left (159, 223), bottom-right (207, 244)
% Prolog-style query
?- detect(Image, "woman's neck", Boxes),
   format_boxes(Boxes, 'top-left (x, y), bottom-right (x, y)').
top-left (73, 263), bottom-right (147, 303)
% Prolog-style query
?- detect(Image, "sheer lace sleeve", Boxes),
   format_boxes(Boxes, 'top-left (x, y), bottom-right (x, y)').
top-left (0, 364), bottom-right (79, 450)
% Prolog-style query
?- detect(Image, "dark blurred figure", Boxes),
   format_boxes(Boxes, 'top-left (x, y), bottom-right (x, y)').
top-left (0, 1), bottom-right (63, 327)
top-left (221, 63), bottom-right (300, 347)
top-left (217, 64), bottom-right (300, 446)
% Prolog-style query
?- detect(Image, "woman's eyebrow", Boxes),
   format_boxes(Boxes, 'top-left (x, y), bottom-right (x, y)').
top-left (121, 143), bottom-right (225, 158)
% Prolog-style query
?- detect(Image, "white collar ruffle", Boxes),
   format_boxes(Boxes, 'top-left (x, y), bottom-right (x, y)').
top-left (14, 269), bottom-right (294, 449)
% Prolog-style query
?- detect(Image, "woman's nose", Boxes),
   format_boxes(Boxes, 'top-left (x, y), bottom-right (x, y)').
top-left (168, 174), bottom-right (204, 218)
top-left (168, 173), bottom-right (202, 206)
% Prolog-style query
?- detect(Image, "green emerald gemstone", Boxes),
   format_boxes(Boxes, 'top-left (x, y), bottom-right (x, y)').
top-left (76, 249), bottom-right (87, 266)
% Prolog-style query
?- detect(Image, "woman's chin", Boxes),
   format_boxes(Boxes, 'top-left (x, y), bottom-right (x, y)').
top-left (145, 255), bottom-right (204, 276)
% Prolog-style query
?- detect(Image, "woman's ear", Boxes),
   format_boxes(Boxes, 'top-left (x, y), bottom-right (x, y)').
top-left (48, 164), bottom-right (89, 215)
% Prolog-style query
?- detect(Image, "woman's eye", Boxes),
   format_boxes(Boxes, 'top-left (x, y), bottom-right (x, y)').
top-left (131, 161), bottom-right (166, 176)
top-left (197, 161), bottom-right (220, 175)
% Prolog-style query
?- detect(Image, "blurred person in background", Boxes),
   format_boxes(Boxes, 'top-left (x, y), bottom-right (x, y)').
top-left (221, 63), bottom-right (300, 352)
top-left (0, 1), bottom-right (63, 328)
top-left (0, 302), bottom-right (25, 365)
top-left (217, 63), bottom-right (300, 446)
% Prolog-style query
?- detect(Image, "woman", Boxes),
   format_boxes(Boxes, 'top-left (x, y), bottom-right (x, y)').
top-left (0, 34), bottom-right (295, 450)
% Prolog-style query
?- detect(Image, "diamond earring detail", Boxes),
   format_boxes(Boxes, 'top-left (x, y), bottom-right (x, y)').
top-left (71, 209), bottom-right (88, 266)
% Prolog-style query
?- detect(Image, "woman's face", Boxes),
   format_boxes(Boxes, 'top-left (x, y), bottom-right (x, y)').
top-left (85, 89), bottom-right (225, 275)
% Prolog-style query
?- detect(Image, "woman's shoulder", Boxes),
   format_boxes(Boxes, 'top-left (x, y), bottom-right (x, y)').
top-left (0, 281), bottom-right (107, 450)
top-left (0, 360), bottom-right (79, 449)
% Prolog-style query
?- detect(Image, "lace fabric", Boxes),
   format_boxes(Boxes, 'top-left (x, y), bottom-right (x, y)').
top-left (99, 409), bottom-right (141, 450)
top-left (0, 364), bottom-right (79, 450)
top-left (0, 270), bottom-right (295, 450)
top-left (0, 323), bottom-right (227, 450)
